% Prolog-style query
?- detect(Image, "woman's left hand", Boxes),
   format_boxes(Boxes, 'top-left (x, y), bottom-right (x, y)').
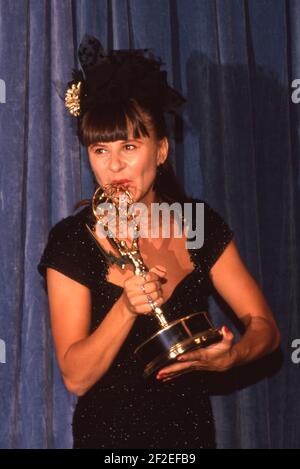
top-left (156, 326), bottom-right (235, 382)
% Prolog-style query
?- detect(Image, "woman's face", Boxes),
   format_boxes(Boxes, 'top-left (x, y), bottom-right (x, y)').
top-left (87, 123), bottom-right (168, 205)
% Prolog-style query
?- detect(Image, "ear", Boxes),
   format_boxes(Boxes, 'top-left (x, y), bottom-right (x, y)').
top-left (156, 137), bottom-right (169, 166)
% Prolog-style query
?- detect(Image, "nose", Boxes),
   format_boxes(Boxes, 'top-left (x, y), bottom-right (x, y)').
top-left (108, 150), bottom-right (126, 173)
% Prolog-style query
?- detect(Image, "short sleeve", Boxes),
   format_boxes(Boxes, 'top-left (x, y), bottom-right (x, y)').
top-left (37, 218), bottom-right (94, 290)
top-left (200, 201), bottom-right (234, 274)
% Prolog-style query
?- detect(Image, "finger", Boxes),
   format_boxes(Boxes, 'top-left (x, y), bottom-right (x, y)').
top-left (162, 361), bottom-right (212, 380)
top-left (131, 290), bottom-right (162, 306)
top-left (162, 366), bottom-right (198, 382)
top-left (124, 275), bottom-right (148, 289)
top-left (136, 295), bottom-right (164, 314)
top-left (125, 267), bottom-right (166, 287)
top-left (125, 273), bottom-right (160, 292)
top-left (145, 290), bottom-right (162, 301)
top-left (150, 265), bottom-right (167, 276)
top-left (129, 294), bottom-right (149, 306)
top-left (157, 361), bottom-right (199, 379)
top-left (148, 267), bottom-right (167, 280)
top-left (141, 281), bottom-right (162, 294)
top-left (145, 295), bottom-right (164, 312)
top-left (176, 348), bottom-right (207, 362)
top-left (130, 302), bottom-right (156, 315)
top-left (221, 326), bottom-right (234, 343)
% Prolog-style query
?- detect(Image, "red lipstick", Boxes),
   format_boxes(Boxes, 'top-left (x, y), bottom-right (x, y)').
top-left (111, 179), bottom-right (131, 184)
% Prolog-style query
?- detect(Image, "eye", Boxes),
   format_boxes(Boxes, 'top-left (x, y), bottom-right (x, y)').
top-left (124, 144), bottom-right (136, 151)
top-left (94, 147), bottom-right (107, 155)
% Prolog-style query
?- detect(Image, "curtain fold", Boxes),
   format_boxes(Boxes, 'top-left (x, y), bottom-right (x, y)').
top-left (0, 0), bottom-right (299, 448)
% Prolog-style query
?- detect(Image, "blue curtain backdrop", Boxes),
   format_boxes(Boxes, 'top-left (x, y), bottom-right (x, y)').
top-left (0, 0), bottom-right (299, 449)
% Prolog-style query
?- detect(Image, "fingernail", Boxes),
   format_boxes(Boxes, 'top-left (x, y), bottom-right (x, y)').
top-left (177, 356), bottom-right (185, 361)
top-left (223, 326), bottom-right (229, 333)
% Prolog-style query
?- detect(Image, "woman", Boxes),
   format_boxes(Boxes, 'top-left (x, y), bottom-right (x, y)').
top-left (38, 36), bottom-right (280, 449)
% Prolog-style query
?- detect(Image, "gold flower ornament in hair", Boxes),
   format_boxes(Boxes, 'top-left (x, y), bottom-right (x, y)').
top-left (65, 81), bottom-right (81, 116)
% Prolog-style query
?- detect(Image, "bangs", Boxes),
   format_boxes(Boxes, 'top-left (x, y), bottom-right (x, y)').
top-left (78, 99), bottom-right (151, 147)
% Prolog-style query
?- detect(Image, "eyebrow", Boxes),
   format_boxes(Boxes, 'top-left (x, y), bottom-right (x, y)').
top-left (91, 139), bottom-right (143, 148)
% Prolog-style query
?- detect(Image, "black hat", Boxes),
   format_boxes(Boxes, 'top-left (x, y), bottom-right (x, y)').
top-left (65, 35), bottom-right (186, 117)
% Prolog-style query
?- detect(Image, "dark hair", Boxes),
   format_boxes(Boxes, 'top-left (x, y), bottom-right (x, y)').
top-left (76, 98), bottom-right (191, 207)
top-left (78, 97), bottom-right (169, 144)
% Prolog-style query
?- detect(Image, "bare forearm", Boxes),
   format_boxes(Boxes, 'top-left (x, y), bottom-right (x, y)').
top-left (62, 294), bottom-right (136, 395)
top-left (230, 316), bottom-right (280, 367)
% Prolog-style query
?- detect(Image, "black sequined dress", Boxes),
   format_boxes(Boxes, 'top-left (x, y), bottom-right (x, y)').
top-left (38, 199), bottom-right (234, 449)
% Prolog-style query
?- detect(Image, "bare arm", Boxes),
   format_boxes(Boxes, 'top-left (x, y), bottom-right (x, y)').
top-left (157, 240), bottom-right (280, 379)
top-left (46, 266), bottom-right (166, 396)
top-left (47, 268), bottom-right (136, 396)
top-left (208, 239), bottom-right (281, 367)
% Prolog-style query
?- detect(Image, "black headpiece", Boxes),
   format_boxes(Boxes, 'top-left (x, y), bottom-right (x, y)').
top-left (64, 35), bottom-right (186, 117)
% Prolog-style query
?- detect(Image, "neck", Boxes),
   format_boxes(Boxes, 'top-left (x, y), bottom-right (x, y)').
top-left (139, 188), bottom-right (161, 209)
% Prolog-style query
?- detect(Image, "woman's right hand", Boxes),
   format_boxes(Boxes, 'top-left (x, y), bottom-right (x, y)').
top-left (122, 265), bottom-right (167, 316)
